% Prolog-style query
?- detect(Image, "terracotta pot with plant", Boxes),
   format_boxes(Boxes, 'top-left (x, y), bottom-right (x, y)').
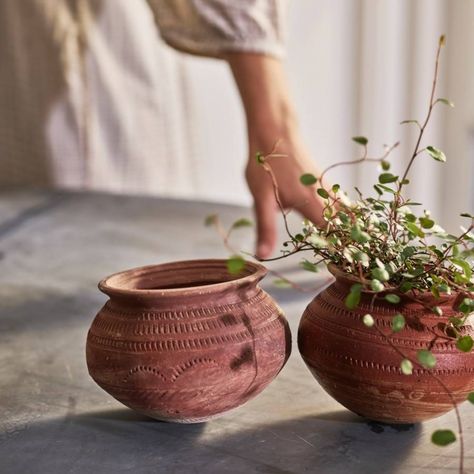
top-left (208, 35), bottom-right (474, 473)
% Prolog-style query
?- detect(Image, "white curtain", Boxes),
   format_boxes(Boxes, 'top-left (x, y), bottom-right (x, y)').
top-left (2, 0), bottom-right (473, 232)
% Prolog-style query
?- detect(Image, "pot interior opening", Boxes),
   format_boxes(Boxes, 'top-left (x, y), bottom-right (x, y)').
top-left (145, 280), bottom-right (227, 290)
top-left (103, 260), bottom-right (261, 293)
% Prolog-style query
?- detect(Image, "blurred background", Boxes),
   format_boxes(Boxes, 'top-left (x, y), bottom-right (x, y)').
top-left (1, 0), bottom-right (473, 233)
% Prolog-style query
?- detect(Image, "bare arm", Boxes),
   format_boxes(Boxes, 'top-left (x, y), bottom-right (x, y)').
top-left (225, 53), bottom-right (325, 258)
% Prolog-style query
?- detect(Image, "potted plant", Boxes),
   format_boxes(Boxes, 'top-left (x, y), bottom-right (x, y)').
top-left (209, 35), bottom-right (474, 473)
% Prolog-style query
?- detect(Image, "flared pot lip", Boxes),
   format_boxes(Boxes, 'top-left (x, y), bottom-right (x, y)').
top-left (98, 258), bottom-right (268, 299)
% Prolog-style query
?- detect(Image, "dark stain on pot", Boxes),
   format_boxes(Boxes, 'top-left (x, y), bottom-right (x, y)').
top-left (241, 313), bottom-right (254, 337)
top-left (230, 345), bottom-right (254, 371)
top-left (220, 313), bottom-right (238, 326)
top-left (406, 317), bottom-right (425, 332)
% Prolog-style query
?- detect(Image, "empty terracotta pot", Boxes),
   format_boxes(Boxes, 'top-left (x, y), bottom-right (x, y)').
top-left (86, 259), bottom-right (291, 423)
top-left (298, 265), bottom-right (474, 423)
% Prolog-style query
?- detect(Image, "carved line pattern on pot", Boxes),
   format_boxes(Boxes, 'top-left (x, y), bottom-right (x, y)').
top-left (99, 372), bottom-right (278, 394)
top-left (94, 303), bottom-right (279, 336)
top-left (325, 286), bottom-right (474, 326)
top-left (304, 306), bottom-right (464, 352)
top-left (315, 294), bottom-right (474, 333)
top-left (170, 358), bottom-right (219, 382)
top-left (103, 291), bottom-right (270, 321)
top-left (88, 316), bottom-right (284, 353)
top-left (303, 346), bottom-right (474, 376)
top-left (120, 358), bottom-right (219, 384)
top-left (122, 366), bottom-right (167, 383)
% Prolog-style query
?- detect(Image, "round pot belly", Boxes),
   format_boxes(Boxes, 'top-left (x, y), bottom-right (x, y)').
top-left (86, 259), bottom-right (291, 423)
top-left (298, 274), bottom-right (474, 424)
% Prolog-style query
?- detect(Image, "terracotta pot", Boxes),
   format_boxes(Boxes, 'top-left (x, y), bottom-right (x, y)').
top-left (298, 265), bottom-right (474, 423)
top-left (86, 259), bottom-right (291, 423)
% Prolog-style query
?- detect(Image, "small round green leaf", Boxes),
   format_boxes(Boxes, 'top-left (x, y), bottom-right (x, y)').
top-left (273, 278), bottom-right (292, 288)
top-left (426, 145), bottom-right (446, 163)
top-left (379, 173), bottom-right (398, 184)
top-left (256, 151), bottom-right (265, 164)
top-left (231, 218), bottom-right (253, 229)
top-left (381, 160), bottom-right (390, 171)
top-left (353, 251), bottom-right (369, 265)
top-left (404, 222), bottom-right (425, 238)
top-left (332, 184), bottom-right (340, 194)
top-left (432, 306), bottom-right (443, 317)
top-left (301, 259), bottom-right (319, 273)
top-left (307, 234), bottom-right (328, 248)
top-left (385, 294), bottom-right (401, 304)
top-left (417, 349), bottom-right (437, 369)
top-left (456, 335), bottom-right (473, 352)
top-left (400, 359), bottom-right (413, 375)
top-left (204, 214), bottom-right (218, 227)
top-left (317, 188), bottom-right (330, 199)
top-left (300, 173), bottom-right (318, 186)
top-left (458, 297), bottom-right (474, 314)
top-left (419, 217), bottom-right (435, 229)
top-left (372, 267), bottom-right (389, 282)
top-left (345, 292), bottom-right (360, 310)
top-left (227, 255), bottom-right (246, 275)
top-left (352, 136), bottom-right (368, 146)
top-left (468, 392), bottom-right (474, 404)
top-left (436, 98), bottom-right (454, 107)
top-left (431, 430), bottom-right (456, 446)
top-left (400, 119), bottom-right (420, 126)
top-left (370, 279), bottom-right (384, 292)
top-left (351, 225), bottom-right (370, 244)
top-left (391, 313), bottom-right (405, 333)
top-left (399, 281), bottom-right (413, 293)
top-left (373, 185), bottom-right (383, 195)
top-left (363, 314), bottom-right (375, 327)
top-left (345, 284), bottom-right (362, 310)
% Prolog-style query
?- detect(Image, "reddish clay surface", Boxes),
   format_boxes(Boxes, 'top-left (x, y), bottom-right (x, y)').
top-left (86, 259), bottom-right (291, 423)
top-left (298, 265), bottom-right (474, 423)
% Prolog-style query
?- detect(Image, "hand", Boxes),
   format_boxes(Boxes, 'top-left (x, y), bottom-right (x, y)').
top-left (246, 133), bottom-right (326, 259)
top-left (225, 52), bottom-right (326, 258)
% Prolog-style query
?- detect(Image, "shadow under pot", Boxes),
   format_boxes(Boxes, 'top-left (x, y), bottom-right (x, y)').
top-left (86, 259), bottom-right (291, 423)
top-left (298, 265), bottom-right (474, 424)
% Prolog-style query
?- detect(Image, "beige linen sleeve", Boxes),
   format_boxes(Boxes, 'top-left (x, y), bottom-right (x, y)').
top-left (147, 0), bottom-right (287, 59)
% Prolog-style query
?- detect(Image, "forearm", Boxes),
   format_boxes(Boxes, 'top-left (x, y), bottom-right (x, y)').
top-left (225, 53), bottom-right (299, 146)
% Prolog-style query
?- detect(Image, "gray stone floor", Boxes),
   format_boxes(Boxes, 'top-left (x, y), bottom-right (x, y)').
top-left (0, 190), bottom-right (472, 474)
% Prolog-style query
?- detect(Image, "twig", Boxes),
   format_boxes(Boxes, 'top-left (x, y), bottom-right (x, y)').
top-left (319, 141), bottom-right (400, 185)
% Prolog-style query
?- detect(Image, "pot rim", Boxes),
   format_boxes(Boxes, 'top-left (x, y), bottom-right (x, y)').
top-left (98, 258), bottom-right (268, 298)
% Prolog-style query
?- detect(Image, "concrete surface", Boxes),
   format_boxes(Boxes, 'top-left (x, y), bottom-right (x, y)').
top-left (0, 190), bottom-right (472, 474)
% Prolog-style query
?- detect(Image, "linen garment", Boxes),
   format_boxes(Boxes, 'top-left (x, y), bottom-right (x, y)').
top-left (0, 0), bottom-right (286, 198)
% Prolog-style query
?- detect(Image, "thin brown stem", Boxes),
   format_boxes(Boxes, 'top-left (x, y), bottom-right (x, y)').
top-left (398, 37), bottom-right (444, 189)
top-left (319, 141), bottom-right (400, 185)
